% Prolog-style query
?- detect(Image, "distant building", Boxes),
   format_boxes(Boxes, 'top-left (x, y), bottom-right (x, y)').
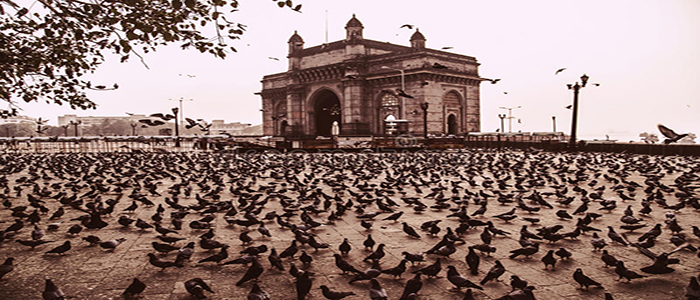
top-left (0, 115), bottom-right (37, 125)
top-left (258, 14), bottom-right (485, 137)
top-left (57, 114), bottom-right (146, 127)
top-left (210, 120), bottom-right (257, 135)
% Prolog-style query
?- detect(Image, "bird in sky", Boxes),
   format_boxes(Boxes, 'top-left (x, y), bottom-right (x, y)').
top-left (565, 105), bottom-right (572, 109)
top-left (658, 124), bottom-right (689, 144)
top-left (441, 46), bottom-right (453, 50)
top-left (400, 24), bottom-right (414, 29)
top-left (292, 4), bottom-right (301, 12)
top-left (268, 57), bottom-right (279, 61)
top-left (555, 68), bottom-right (566, 75)
top-left (490, 79), bottom-right (501, 84)
top-left (396, 89), bottom-right (414, 99)
top-left (503, 92), bottom-right (508, 94)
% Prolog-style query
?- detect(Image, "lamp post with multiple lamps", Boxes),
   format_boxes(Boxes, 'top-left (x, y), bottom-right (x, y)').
top-left (420, 102), bottom-right (429, 138)
top-left (567, 74), bottom-right (589, 148)
top-left (498, 106), bottom-right (521, 133)
top-left (381, 66), bottom-right (406, 119)
top-left (69, 120), bottom-right (82, 136)
top-left (169, 97), bottom-right (192, 133)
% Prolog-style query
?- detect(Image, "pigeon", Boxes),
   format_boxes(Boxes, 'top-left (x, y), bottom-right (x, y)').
top-left (541, 250), bottom-right (557, 270)
top-left (555, 68), bottom-right (566, 75)
top-left (99, 238), bottom-right (126, 251)
top-left (686, 276), bottom-right (700, 300)
top-left (0, 258), bottom-right (14, 280)
top-left (481, 260), bottom-right (506, 285)
top-left (319, 285), bottom-right (355, 300)
top-left (339, 238), bottom-right (351, 255)
top-left (573, 268), bottom-right (602, 289)
top-left (446, 266), bottom-right (483, 290)
top-left (123, 278), bottom-right (146, 299)
top-left (399, 273), bottom-right (423, 300)
top-left (601, 250), bottom-right (618, 268)
top-left (236, 258), bottom-right (264, 286)
top-left (402, 252), bottom-right (425, 266)
top-left (247, 283), bottom-right (270, 300)
top-left (465, 246), bottom-right (480, 275)
top-left (185, 278), bottom-right (214, 299)
top-left (45, 241), bottom-right (71, 255)
top-left (363, 234), bottom-right (375, 250)
top-left (369, 279), bottom-right (388, 300)
top-left (403, 222), bottom-right (421, 238)
top-left (147, 253), bottom-right (177, 271)
top-left (615, 261), bottom-right (647, 282)
top-left (413, 258), bottom-right (441, 278)
top-left (381, 259), bottom-right (408, 278)
top-left (42, 279), bottom-right (65, 300)
top-left (198, 245), bottom-right (229, 264)
top-left (296, 271), bottom-right (313, 300)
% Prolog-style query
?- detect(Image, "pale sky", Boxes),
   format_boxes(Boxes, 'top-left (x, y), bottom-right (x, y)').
top-left (17, 0), bottom-right (700, 141)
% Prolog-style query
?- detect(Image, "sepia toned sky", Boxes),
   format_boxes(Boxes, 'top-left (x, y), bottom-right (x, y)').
top-left (18, 0), bottom-right (700, 141)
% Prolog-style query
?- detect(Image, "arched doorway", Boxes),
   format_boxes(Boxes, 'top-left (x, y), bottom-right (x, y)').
top-left (447, 114), bottom-right (457, 135)
top-left (280, 120), bottom-right (289, 136)
top-left (314, 90), bottom-right (341, 136)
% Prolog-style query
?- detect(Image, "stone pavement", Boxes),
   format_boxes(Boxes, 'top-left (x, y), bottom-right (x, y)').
top-left (0, 150), bottom-right (697, 300)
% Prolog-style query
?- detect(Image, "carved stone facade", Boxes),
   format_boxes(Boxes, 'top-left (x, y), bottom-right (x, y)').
top-left (259, 14), bottom-right (484, 137)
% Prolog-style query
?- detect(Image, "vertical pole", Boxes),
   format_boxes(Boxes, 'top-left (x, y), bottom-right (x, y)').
top-left (423, 107), bottom-right (428, 138)
top-left (552, 116), bottom-right (556, 132)
top-left (400, 70), bottom-right (405, 120)
top-left (570, 84), bottom-right (580, 148)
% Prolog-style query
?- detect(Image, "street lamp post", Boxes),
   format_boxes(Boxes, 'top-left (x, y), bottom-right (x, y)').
top-left (552, 116), bottom-right (556, 132)
top-left (498, 106), bottom-right (521, 133)
top-left (567, 74), bottom-right (589, 148)
top-left (382, 66), bottom-right (406, 119)
top-left (420, 102), bottom-right (429, 138)
top-left (169, 97), bottom-right (193, 131)
top-left (172, 107), bottom-right (180, 147)
top-left (498, 114), bottom-right (506, 133)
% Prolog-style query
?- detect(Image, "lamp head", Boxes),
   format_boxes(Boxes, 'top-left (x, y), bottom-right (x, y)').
top-left (420, 102), bottom-right (429, 110)
top-left (567, 84), bottom-right (573, 90)
top-left (580, 74), bottom-right (589, 87)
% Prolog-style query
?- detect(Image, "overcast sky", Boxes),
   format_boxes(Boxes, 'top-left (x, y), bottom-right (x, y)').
top-left (17, 0), bottom-right (700, 141)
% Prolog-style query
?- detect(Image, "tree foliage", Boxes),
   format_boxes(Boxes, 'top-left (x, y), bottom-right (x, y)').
top-left (0, 0), bottom-right (301, 116)
top-left (639, 132), bottom-right (659, 144)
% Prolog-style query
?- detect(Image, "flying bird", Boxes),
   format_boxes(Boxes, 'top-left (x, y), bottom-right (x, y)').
top-left (441, 46), bottom-right (453, 50)
top-left (268, 57), bottom-right (280, 61)
top-left (555, 68), bottom-right (566, 75)
top-left (395, 89), bottom-right (414, 99)
top-left (565, 105), bottom-right (572, 109)
top-left (292, 4), bottom-right (302, 12)
top-left (657, 124), bottom-right (689, 144)
top-left (400, 24), bottom-right (414, 29)
top-left (490, 79), bottom-right (501, 84)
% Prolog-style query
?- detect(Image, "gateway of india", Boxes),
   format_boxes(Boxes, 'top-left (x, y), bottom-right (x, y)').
top-left (258, 14), bottom-right (486, 138)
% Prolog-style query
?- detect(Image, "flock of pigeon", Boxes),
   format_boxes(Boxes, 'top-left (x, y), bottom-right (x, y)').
top-left (0, 148), bottom-right (698, 299)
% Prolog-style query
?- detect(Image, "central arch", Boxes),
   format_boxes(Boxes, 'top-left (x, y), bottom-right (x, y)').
top-left (447, 114), bottom-right (457, 135)
top-left (313, 90), bottom-right (341, 136)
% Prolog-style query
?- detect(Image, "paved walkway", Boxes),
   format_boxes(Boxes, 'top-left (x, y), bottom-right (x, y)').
top-left (0, 150), bottom-right (697, 299)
